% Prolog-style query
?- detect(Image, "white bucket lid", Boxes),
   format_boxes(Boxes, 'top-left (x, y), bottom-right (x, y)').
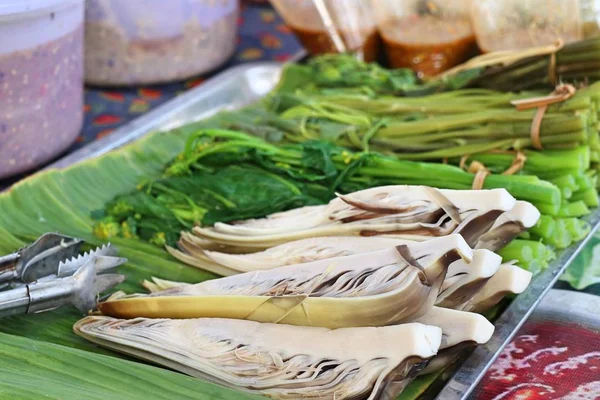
top-left (0, 0), bottom-right (82, 17)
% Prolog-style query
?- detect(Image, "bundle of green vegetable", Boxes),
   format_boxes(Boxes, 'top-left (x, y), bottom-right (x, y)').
top-left (282, 38), bottom-right (600, 96)
top-left (221, 105), bottom-right (596, 246)
top-left (459, 38), bottom-right (600, 92)
top-left (94, 129), bottom-right (578, 273)
top-left (262, 83), bottom-right (600, 162)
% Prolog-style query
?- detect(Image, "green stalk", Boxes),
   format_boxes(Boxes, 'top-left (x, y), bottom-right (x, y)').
top-left (498, 239), bottom-right (553, 274)
top-left (557, 201), bottom-right (591, 217)
top-left (571, 187), bottom-right (600, 207)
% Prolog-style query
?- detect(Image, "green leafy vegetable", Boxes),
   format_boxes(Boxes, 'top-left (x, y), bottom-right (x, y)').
top-left (560, 230), bottom-right (600, 289)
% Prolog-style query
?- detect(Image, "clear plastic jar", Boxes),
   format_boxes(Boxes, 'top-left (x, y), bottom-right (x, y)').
top-left (471, 0), bottom-right (583, 53)
top-left (371, 0), bottom-right (476, 77)
top-left (270, 0), bottom-right (379, 62)
top-left (84, 0), bottom-right (240, 86)
top-left (0, 0), bottom-right (84, 179)
top-left (580, 0), bottom-right (600, 38)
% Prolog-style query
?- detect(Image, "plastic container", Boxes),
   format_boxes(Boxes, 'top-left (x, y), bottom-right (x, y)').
top-left (471, 0), bottom-right (583, 53)
top-left (371, 0), bottom-right (476, 77)
top-left (580, 0), bottom-right (600, 38)
top-left (0, 0), bottom-right (84, 179)
top-left (270, 0), bottom-right (379, 62)
top-left (84, 0), bottom-right (240, 86)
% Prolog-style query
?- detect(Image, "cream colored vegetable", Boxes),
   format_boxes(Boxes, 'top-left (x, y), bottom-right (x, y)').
top-left (99, 235), bottom-right (472, 328)
top-left (167, 197), bottom-right (540, 276)
top-left (169, 235), bottom-right (408, 276)
top-left (414, 307), bottom-right (495, 375)
top-left (192, 186), bottom-right (517, 249)
top-left (142, 277), bottom-right (190, 293)
top-left (436, 249), bottom-right (502, 308)
top-left (475, 201), bottom-right (541, 252)
top-left (415, 307), bottom-right (494, 350)
top-left (74, 316), bottom-right (442, 400)
top-left (457, 262), bottom-right (533, 313)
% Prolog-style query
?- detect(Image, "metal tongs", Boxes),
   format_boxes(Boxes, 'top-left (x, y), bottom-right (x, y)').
top-left (0, 233), bottom-right (126, 318)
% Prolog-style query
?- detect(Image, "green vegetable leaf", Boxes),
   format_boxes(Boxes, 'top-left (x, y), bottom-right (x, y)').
top-left (560, 230), bottom-right (600, 289)
top-left (301, 141), bottom-right (340, 181)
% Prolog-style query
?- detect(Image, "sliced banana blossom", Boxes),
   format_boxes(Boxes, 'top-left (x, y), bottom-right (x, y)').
top-left (416, 307), bottom-right (495, 349)
top-left (475, 201), bottom-right (540, 252)
top-left (457, 262), bottom-right (533, 313)
top-left (141, 277), bottom-right (190, 293)
top-left (157, 240), bottom-right (508, 314)
top-left (436, 250), bottom-right (502, 309)
top-left (74, 317), bottom-right (442, 400)
top-left (170, 235), bottom-right (408, 276)
top-left (414, 307), bottom-right (495, 375)
top-left (169, 234), bottom-right (506, 311)
top-left (192, 186), bottom-right (517, 250)
top-left (99, 235), bottom-right (473, 328)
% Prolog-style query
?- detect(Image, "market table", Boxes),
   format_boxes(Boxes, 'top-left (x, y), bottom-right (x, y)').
top-left (2, 2), bottom-right (600, 399)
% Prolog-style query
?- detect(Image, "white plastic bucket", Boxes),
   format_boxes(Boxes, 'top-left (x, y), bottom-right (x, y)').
top-left (84, 0), bottom-right (240, 85)
top-left (0, 0), bottom-right (84, 179)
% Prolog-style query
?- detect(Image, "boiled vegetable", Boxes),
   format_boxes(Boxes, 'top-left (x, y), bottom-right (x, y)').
top-left (74, 316), bottom-right (442, 400)
top-left (437, 250), bottom-right (502, 309)
top-left (191, 186), bottom-right (517, 250)
top-left (99, 235), bottom-right (472, 327)
top-left (457, 262), bottom-right (533, 313)
top-left (169, 235), bottom-right (405, 276)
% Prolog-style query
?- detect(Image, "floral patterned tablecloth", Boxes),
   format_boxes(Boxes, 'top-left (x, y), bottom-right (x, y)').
top-left (4, 2), bottom-right (600, 398)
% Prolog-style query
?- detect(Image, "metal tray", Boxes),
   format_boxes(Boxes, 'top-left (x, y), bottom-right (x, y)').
top-left (45, 61), bottom-right (600, 399)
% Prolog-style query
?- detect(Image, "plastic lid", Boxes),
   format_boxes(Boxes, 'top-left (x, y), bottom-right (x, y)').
top-left (0, 0), bottom-right (82, 17)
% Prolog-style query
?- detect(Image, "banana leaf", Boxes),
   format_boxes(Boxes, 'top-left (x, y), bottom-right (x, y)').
top-left (0, 120), bottom-right (458, 399)
top-left (0, 332), bottom-right (261, 400)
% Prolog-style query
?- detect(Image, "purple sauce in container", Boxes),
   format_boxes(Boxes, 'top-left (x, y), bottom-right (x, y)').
top-left (84, 0), bottom-right (240, 86)
top-left (0, 0), bottom-right (84, 179)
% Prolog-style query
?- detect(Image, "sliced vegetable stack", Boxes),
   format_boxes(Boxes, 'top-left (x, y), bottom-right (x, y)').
top-left (79, 230), bottom-right (527, 399)
top-left (75, 318), bottom-right (443, 400)
top-left (78, 191), bottom-right (533, 399)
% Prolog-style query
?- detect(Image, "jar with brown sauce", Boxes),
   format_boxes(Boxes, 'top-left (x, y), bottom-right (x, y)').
top-left (371, 0), bottom-right (476, 78)
top-left (471, 0), bottom-right (582, 53)
top-left (270, 0), bottom-right (379, 62)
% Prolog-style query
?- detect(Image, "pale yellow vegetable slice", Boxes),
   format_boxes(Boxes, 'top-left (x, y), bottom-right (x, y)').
top-left (414, 307), bottom-right (494, 350)
top-left (436, 249), bottom-right (502, 308)
top-left (193, 186), bottom-right (517, 249)
top-left (99, 235), bottom-right (472, 328)
top-left (414, 307), bottom-right (495, 375)
top-left (171, 235), bottom-right (407, 276)
top-left (475, 201), bottom-right (541, 252)
top-left (457, 262), bottom-right (533, 313)
top-left (74, 316), bottom-right (442, 400)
